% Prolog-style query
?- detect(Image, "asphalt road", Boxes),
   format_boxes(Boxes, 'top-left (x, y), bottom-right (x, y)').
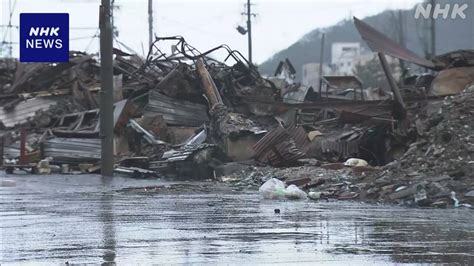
top-left (1, 172), bottom-right (473, 265)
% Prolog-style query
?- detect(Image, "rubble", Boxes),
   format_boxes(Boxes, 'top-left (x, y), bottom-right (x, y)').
top-left (1, 31), bottom-right (473, 209)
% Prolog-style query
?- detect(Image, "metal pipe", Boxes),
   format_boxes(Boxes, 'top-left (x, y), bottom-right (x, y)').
top-left (99, 0), bottom-right (115, 176)
top-left (318, 33), bottom-right (325, 99)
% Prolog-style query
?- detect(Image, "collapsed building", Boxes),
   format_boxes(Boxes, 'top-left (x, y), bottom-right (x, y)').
top-left (0, 19), bottom-right (473, 207)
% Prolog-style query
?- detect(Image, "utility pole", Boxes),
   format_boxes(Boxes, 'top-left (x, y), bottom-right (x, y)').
top-left (239, 0), bottom-right (256, 64)
top-left (99, 0), bottom-right (115, 177)
top-left (246, 0), bottom-right (252, 64)
top-left (430, 0), bottom-right (436, 58)
top-left (148, 0), bottom-right (153, 47)
top-left (318, 33), bottom-right (325, 98)
top-left (398, 10), bottom-right (406, 82)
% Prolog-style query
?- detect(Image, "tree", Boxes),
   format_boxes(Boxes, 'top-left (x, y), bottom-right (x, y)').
top-left (353, 56), bottom-right (399, 90)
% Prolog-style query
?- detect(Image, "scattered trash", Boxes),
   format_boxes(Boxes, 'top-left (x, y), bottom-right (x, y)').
top-left (285, 184), bottom-right (308, 200)
top-left (259, 178), bottom-right (286, 199)
top-left (450, 191), bottom-right (473, 208)
top-left (344, 158), bottom-right (368, 167)
top-left (308, 191), bottom-right (322, 200)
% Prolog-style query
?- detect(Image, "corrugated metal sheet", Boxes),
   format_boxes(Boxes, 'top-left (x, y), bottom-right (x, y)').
top-left (128, 119), bottom-right (165, 145)
top-left (354, 17), bottom-right (435, 69)
top-left (42, 137), bottom-right (101, 162)
top-left (161, 143), bottom-right (215, 162)
top-left (145, 90), bottom-right (209, 126)
top-left (182, 128), bottom-right (207, 147)
top-left (287, 126), bottom-right (310, 153)
top-left (253, 125), bottom-right (306, 166)
top-left (0, 97), bottom-right (58, 128)
top-left (321, 139), bottom-right (360, 158)
top-left (318, 129), bottom-right (362, 158)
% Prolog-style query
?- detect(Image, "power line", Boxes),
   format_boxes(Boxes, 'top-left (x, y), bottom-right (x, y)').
top-left (70, 34), bottom-right (100, 41)
top-left (0, 0), bottom-right (17, 57)
top-left (85, 28), bottom-right (100, 52)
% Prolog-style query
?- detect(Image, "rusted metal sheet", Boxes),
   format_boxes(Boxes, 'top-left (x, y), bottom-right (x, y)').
top-left (145, 90), bottom-right (209, 127)
top-left (0, 97), bottom-right (58, 129)
top-left (287, 125), bottom-right (310, 153)
top-left (433, 50), bottom-right (474, 69)
top-left (253, 125), bottom-right (306, 166)
top-left (354, 17), bottom-right (435, 69)
top-left (323, 76), bottom-right (362, 90)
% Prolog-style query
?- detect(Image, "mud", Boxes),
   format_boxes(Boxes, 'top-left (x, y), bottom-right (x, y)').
top-left (0, 172), bottom-right (473, 264)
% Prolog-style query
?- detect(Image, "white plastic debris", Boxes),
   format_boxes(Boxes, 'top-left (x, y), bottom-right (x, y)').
top-left (259, 178), bottom-right (286, 199)
top-left (36, 159), bottom-right (51, 174)
top-left (450, 191), bottom-right (473, 208)
top-left (343, 158), bottom-right (369, 167)
top-left (285, 185), bottom-right (307, 200)
top-left (308, 191), bottom-right (322, 200)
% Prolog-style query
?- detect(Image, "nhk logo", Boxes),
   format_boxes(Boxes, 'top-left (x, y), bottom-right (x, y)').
top-left (26, 27), bottom-right (63, 49)
top-left (20, 13), bottom-right (69, 62)
top-left (414, 3), bottom-right (469, 19)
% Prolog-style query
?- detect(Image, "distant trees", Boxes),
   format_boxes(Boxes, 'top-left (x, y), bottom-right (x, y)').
top-left (353, 56), bottom-right (399, 90)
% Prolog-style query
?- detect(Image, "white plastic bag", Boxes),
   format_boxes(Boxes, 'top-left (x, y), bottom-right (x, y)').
top-left (344, 158), bottom-right (368, 167)
top-left (308, 191), bottom-right (321, 200)
top-left (259, 178), bottom-right (286, 199)
top-left (285, 184), bottom-right (308, 200)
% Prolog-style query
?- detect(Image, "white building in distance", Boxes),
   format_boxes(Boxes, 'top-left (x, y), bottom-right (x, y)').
top-left (331, 42), bottom-right (361, 75)
top-left (302, 63), bottom-right (332, 90)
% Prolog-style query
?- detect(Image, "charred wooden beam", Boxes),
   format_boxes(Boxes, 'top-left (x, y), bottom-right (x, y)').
top-left (196, 58), bottom-right (223, 109)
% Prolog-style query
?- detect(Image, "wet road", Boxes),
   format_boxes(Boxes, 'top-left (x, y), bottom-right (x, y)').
top-left (1, 172), bottom-right (473, 265)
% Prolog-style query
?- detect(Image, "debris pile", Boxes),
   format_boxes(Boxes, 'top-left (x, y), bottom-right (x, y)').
top-left (222, 88), bottom-right (474, 208)
top-left (0, 37), bottom-right (283, 178)
top-left (1, 28), bottom-right (473, 209)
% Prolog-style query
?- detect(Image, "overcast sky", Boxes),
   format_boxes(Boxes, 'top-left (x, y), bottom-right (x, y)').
top-left (1, 0), bottom-right (421, 63)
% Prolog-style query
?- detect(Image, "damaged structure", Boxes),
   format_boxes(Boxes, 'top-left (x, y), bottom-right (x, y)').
top-left (1, 19), bottom-right (473, 208)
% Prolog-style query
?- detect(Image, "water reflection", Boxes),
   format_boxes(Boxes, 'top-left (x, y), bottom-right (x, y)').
top-left (2, 176), bottom-right (473, 264)
top-left (100, 177), bottom-right (116, 265)
top-left (370, 219), bottom-right (474, 264)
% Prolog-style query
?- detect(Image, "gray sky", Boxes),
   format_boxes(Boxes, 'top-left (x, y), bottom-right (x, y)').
top-left (1, 0), bottom-right (420, 63)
